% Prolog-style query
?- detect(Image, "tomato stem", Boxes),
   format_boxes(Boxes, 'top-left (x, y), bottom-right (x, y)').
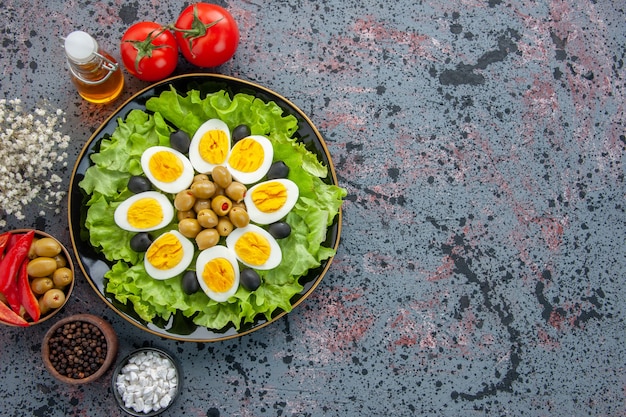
top-left (171, 4), bottom-right (223, 59)
top-left (124, 27), bottom-right (175, 74)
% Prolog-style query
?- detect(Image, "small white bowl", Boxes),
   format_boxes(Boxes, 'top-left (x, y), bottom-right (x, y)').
top-left (111, 347), bottom-right (181, 416)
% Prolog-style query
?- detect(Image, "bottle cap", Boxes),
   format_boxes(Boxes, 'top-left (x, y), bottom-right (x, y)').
top-left (64, 31), bottom-right (98, 63)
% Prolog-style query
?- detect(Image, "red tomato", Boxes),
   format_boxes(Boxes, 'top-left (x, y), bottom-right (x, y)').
top-left (174, 3), bottom-right (239, 68)
top-left (120, 22), bottom-right (178, 82)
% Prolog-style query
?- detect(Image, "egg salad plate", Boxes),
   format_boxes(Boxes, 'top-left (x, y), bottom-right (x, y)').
top-left (68, 74), bottom-right (346, 342)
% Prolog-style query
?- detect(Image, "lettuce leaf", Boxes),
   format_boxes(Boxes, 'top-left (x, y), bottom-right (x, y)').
top-left (83, 194), bottom-right (141, 264)
top-left (146, 87), bottom-right (328, 178)
top-left (80, 110), bottom-right (171, 196)
top-left (80, 88), bottom-right (346, 331)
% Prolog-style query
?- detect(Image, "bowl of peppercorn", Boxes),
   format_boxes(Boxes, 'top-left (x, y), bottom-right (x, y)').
top-left (41, 313), bottom-right (118, 384)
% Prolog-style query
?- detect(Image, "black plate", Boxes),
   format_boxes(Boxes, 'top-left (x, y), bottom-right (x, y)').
top-left (68, 74), bottom-right (342, 342)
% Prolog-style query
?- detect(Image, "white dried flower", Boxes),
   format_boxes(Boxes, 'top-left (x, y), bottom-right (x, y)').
top-left (0, 99), bottom-right (71, 223)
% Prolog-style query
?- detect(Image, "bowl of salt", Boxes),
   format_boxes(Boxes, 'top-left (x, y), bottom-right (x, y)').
top-left (111, 347), bottom-right (181, 416)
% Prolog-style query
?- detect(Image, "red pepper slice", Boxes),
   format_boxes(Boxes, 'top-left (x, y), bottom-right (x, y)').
top-left (0, 232), bottom-right (10, 258)
top-left (0, 297), bottom-right (28, 326)
top-left (0, 231), bottom-right (35, 294)
top-left (6, 233), bottom-right (21, 251)
top-left (3, 279), bottom-right (21, 314)
top-left (17, 257), bottom-right (40, 322)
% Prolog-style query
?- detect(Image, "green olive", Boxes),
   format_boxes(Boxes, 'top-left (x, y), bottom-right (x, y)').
top-left (212, 166), bottom-right (232, 189)
top-left (38, 297), bottom-right (51, 316)
top-left (174, 190), bottom-right (196, 211)
top-left (196, 209), bottom-right (218, 229)
top-left (216, 217), bottom-right (234, 237)
top-left (177, 210), bottom-right (196, 221)
top-left (52, 267), bottom-right (73, 288)
top-left (31, 277), bottom-right (54, 295)
top-left (42, 288), bottom-right (66, 309)
top-left (211, 195), bottom-right (232, 217)
top-left (53, 254), bottom-right (67, 269)
top-left (28, 238), bottom-right (39, 259)
top-left (225, 182), bottom-right (247, 203)
top-left (193, 174), bottom-right (209, 183)
top-left (231, 201), bottom-right (246, 210)
top-left (27, 257), bottom-right (58, 278)
top-left (178, 218), bottom-right (202, 238)
top-left (195, 228), bottom-right (220, 250)
top-left (191, 180), bottom-right (216, 199)
top-left (193, 198), bottom-right (212, 213)
top-left (213, 185), bottom-right (225, 197)
top-left (34, 237), bottom-right (63, 257)
top-left (229, 206), bottom-right (250, 228)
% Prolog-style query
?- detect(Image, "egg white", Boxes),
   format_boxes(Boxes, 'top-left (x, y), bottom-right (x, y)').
top-left (188, 119), bottom-right (232, 174)
top-left (144, 230), bottom-right (194, 280)
top-left (225, 224), bottom-right (282, 270)
top-left (195, 245), bottom-right (240, 302)
top-left (114, 191), bottom-right (174, 232)
top-left (244, 179), bottom-right (299, 225)
top-left (140, 146), bottom-right (195, 194)
top-left (226, 135), bottom-right (274, 185)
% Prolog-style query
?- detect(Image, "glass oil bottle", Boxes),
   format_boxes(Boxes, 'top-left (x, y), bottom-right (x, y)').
top-left (63, 31), bottom-right (124, 104)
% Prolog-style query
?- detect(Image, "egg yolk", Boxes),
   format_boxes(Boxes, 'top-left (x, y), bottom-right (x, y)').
top-left (251, 181), bottom-right (287, 213)
top-left (228, 138), bottom-right (264, 172)
top-left (202, 258), bottom-right (235, 293)
top-left (199, 129), bottom-right (229, 165)
top-left (126, 198), bottom-right (164, 229)
top-left (146, 233), bottom-right (184, 270)
top-left (234, 232), bottom-right (271, 266)
top-left (149, 151), bottom-right (183, 183)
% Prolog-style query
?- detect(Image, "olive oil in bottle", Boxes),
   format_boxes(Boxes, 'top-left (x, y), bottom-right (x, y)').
top-left (63, 31), bottom-right (124, 104)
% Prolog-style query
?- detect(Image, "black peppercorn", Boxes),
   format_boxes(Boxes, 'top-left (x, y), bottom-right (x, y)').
top-left (47, 320), bottom-right (108, 379)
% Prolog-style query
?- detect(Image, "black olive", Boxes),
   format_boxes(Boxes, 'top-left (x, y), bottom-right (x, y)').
top-left (232, 124), bottom-right (251, 143)
top-left (268, 222), bottom-right (291, 239)
top-left (130, 232), bottom-right (153, 252)
top-left (240, 269), bottom-right (261, 291)
top-left (267, 161), bottom-right (289, 179)
top-left (181, 270), bottom-right (200, 295)
top-left (170, 130), bottom-right (191, 154)
top-left (127, 176), bottom-right (152, 194)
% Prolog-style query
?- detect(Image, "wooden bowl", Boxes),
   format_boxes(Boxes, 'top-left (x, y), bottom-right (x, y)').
top-left (0, 229), bottom-right (75, 326)
top-left (41, 314), bottom-right (118, 384)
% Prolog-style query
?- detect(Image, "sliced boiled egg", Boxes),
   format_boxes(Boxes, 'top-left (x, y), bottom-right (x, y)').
top-left (188, 119), bottom-right (231, 174)
top-left (141, 146), bottom-right (194, 194)
top-left (114, 191), bottom-right (174, 232)
top-left (144, 230), bottom-right (194, 280)
top-left (243, 179), bottom-right (299, 225)
top-left (226, 135), bottom-right (274, 184)
top-left (196, 245), bottom-right (240, 302)
top-left (226, 224), bottom-right (282, 270)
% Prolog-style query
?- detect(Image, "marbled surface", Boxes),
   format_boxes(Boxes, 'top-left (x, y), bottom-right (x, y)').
top-left (1, 0), bottom-right (625, 416)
